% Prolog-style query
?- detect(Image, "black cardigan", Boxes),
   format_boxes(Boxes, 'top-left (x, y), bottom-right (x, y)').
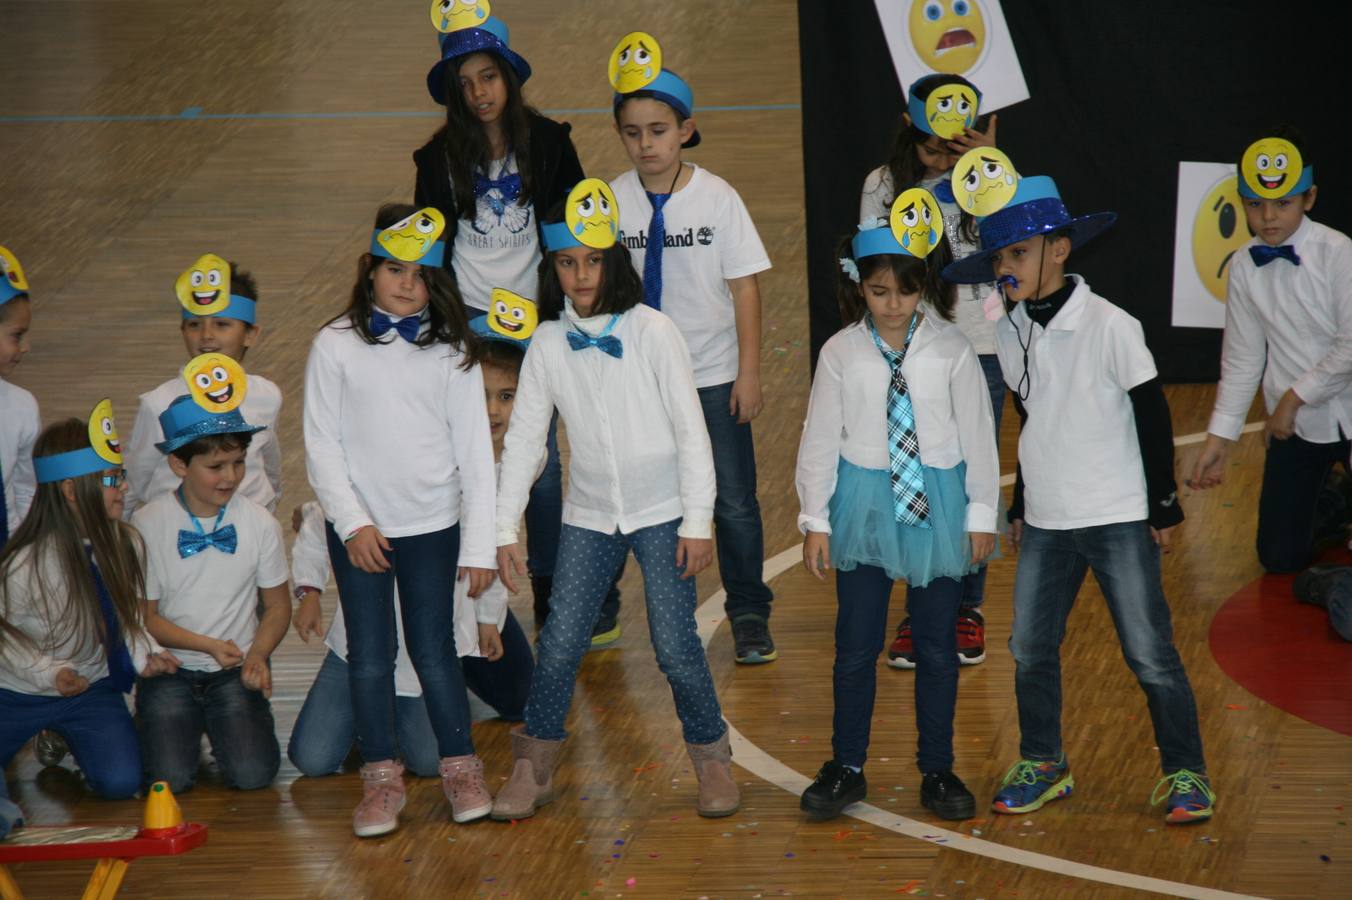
top-left (412, 112), bottom-right (586, 255)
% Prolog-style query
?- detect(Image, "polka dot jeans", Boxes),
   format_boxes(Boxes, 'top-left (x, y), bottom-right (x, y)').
top-left (524, 519), bottom-right (726, 745)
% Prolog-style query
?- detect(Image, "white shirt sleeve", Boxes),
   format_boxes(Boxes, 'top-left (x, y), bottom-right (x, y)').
top-left (133, 506), bottom-right (166, 603)
top-left (447, 361), bottom-right (497, 569)
top-left (262, 392), bottom-right (284, 511)
top-left (496, 340), bottom-right (554, 545)
top-left (859, 166), bottom-right (892, 226)
top-left (647, 317), bottom-right (717, 539)
top-left (474, 578), bottom-right (509, 627)
top-left (1209, 263), bottom-right (1267, 440)
top-left (1292, 239), bottom-right (1352, 408)
top-left (950, 343), bottom-right (1000, 533)
top-left (1107, 311), bottom-right (1160, 392)
top-left (123, 393), bottom-right (163, 519)
top-left (255, 512), bottom-right (291, 590)
top-left (796, 341), bottom-right (845, 534)
top-left (718, 186), bottom-right (772, 281)
top-left (10, 397), bottom-right (39, 525)
top-left (291, 500), bottom-right (331, 591)
top-left (303, 332), bottom-right (374, 541)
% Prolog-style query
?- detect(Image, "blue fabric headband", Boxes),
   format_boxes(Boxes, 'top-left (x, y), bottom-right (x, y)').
top-left (1237, 165), bottom-right (1314, 199)
top-left (369, 230), bottom-right (446, 267)
top-left (180, 294), bottom-right (257, 324)
top-left (613, 69), bottom-right (701, 148)
top-left (853, 227), bottom-right (911, 260)
top-left (0, 282), bottom-right (25, 305)
top-left (542, 221), bottom-right (582, 252)
top-left (34, 447), bottom-right (109, 483)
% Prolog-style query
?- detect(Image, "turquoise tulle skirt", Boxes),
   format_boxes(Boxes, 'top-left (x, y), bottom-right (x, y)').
top-left (828, 457), bottom-right (978, 588)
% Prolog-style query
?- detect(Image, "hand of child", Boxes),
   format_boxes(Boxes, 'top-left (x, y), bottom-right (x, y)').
top-left (293, 591), bottom-right (324, 643)
top-left (675, 537), bottom-right (713, 579)
top-left (802, 531), bottom-right (832, 581)
top-left (211, 638), bottom-right (244, 669)
top-left (346, 525), bottom-right (392, 574)
top-left (970, 532), bottom-right (996, 563)
top-left (1151, 525), bottom-right (1178, 553)
top-left (1185, 435), bottom-right (1230, 491)
top-left (54, 667), bottom-right (90, 697)
top-left (139, 650), bottom-right (181, 678)
top-left (946, 113), bottom-right (998, 153)
top-left (497, 543), bottom-right (527, 594)
top-left (241, 653), bottom-right (272, 698)
top-left (291, 505), bottom-right (305, 534)
top-left (1265, 389), bottom-right (1303, 445)
top-left (477, 623), bottom-right (504, 662)
top-left (1007, 518), bottom-right (1024, 552)
top-left (730, 372), bottom-right (765, 424)
top-left (459, 566), bottom-right (497, 599)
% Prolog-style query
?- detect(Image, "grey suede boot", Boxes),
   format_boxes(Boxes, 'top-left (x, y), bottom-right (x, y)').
top-left (490, 727), bottom-right (564, 821)
top-left (686, 730), bottom-right (740, 817)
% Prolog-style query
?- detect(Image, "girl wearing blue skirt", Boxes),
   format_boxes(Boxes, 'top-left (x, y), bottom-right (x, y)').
top-left (795, 189), bottom-right (999, 820)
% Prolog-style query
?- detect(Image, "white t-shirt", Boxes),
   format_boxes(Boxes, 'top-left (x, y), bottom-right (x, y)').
top-left (610, 165), bottom-right (771, 388)
top-left (994, 276), bottom-right (1156, 530)
top-left (452, 154), bottom-right (541, 313)
top-left (124, 373), bottom-right (283, 517)
top-left (134, 491), bottom-right (289, 671)
top-left (0, 377), bottom-right (39, 536)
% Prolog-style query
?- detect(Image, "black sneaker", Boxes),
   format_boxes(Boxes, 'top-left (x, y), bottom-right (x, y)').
top-left (731, 615), bottom-right (778, 664)
top-left (921, 770), bottom-right (977, 820)
top-left (800, 760), bottom-right (866, 819)
top-left (1293, 565), bottom-right (1352, 609)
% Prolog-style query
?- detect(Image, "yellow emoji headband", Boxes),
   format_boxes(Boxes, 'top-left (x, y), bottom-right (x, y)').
top-left (470, 288), bottom-right (538, 347)
top-left (34, 399), bottom-right (123, 483)
top-left (155, 353), bottom-right (264, 454)
top-left (543, 179), bottom-right (620, 251)
top-left (371, 208), bottom-right (448, 267)
top-left (176, 254), bottom-right (257, 323)
top-left (430, 0), bottom-right (490, 33)
top-left (0, 245), bottom-right (29, 305)
top-left (848, 189), bottom-right (946, 266)
top-left (1238, 137), bottom-right (1313, 199)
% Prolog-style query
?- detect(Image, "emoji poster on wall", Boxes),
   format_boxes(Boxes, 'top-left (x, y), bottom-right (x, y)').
top-left (873, 0), bottom-right (1028, 113)
top-left (1171, 161), bottom-right (1251, 329)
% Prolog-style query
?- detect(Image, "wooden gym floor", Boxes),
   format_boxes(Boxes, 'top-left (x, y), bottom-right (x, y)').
top-left (1, 2), bottom-right (1348, 897)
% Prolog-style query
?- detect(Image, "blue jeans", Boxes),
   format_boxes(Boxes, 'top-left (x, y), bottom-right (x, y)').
top-left (1010, 521), bottom-right (1206, 773)
top-left (1257, 431), bottom-right (1351, 573)
top-left (525, 520), bottom-right (725, 744)
top-left (135, 667), bottom-right (279, 792)
top-left (288, 612), bottom-right (535, 777)
top-left (698, 382), bottom-right (773, 621)
top-left (0, 679), bottom-right (141, 800)
top-left (833, 567), bottom-right (963, 771)
top-left (325, 522), bottom-right (473, 762)
top-left (525, 412), bottom-right (564, 577)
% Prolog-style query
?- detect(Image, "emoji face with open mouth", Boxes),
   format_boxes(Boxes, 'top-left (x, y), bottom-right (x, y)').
top-left (1241, 138), bottom-right (1303, 200)
top-left (377, 207), bottom-right (447, 262)
top-left (608, 31), bottom-right (662, 93)
top-left (890, 188), bottom-right (945, 259)
top-left (184, 352), bottom-right (247, 414)
top-left (1192, 173), bottom-right (1251, 302)
top-left (0, 245), bottom-right (29, 295)
top-left (489, 288), bottom-right (538, 341)
top-left (924, 83), bottom-right (979, 140)
top-left (564, 179), bottom-right (620, 249)
top-left (952, 147), bottom-right (1018, 215)
top-left (909, 0), bottom-right (986, 75)
top-left (431, 0), bottom-right (489, 33)
top-left (87, 398), bottom-right (123, 464)
top-left (175, 253), bottom-right (232, 316)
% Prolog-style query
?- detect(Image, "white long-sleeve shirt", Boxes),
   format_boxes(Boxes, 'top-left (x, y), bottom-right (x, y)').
top-left (124, 373), bottom-right (283, 517)
top-left (0, 541), bottom-right (161, 696)
top-left (497, 301), bottom-right (716, 543)
top-left (1209, 217), bottom-right (1352, 443)
top-left (303, 317), bottom-right (497, 568)
top-left (0, 378), bottom-right (39, 536)
top-left (796, 311), bottom-right (999, 535)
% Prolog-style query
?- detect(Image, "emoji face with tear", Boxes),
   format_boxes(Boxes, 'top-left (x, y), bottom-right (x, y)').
top-left (0, 245), bottom-right (29, 295)
top-left (564, 179), bottom-right (619, 249)
top-left (952, 147), bottom-right (1018, 216)
top-left (890, 189), bottom-right (945, 259)
top-left (489, 288), bottom-right (538, 340)
top-left (608, 32), bottom-right (662, 93)
top-left (909, 0), bottom-right (986, 75)
top-left (431, 0), bottom-right (489, 33)
top-left (377, 207), bottom-right (447, 262)
top-left (175, 254), bottom-right (231, 317)
top-left (924, 83), bottom-right (979, 140)
top-left (1241, 137), bottom-right (1303, 200)
top-left (87, 398), bottom-right (123, 464)
top-left (184, 352), bottom-right (247, 414)
top-left (1192, 173), bottom-right (1251, 302)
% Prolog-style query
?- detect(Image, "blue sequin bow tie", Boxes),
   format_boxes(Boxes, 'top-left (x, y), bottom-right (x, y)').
top-left (474, 170), bottom-right (522, 202)
top-left (1249, 244), bottom-right (1300, 267)
top-left (566, 314), bottom-right (623, 359)
top-left (178, 524), bottom-right (238, 558)
top-left (371, 309), bottom-right (422, 343)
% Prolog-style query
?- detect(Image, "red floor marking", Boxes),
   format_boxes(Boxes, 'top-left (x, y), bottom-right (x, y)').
top-left (1209, 559), bottom-right (1352, 736)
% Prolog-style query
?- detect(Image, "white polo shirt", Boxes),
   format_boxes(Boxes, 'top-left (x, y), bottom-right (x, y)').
top-left (134, 491), bottom-right (289, 671)
top-left (994, 276), bottom-right (1156, 530)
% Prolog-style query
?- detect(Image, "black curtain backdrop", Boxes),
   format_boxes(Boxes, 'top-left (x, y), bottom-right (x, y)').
top-left (799, 0), bottom-right (1348, 381)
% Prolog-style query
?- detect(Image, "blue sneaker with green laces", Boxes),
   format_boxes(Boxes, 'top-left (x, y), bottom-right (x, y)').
top-left (1152, 769), bottom-right (1214, 824)
top-left (992, 757), bottom-right (1074, 814)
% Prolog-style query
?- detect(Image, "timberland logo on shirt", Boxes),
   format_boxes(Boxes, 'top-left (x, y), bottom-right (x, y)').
top-left (619, 227), bottom-right (701, 249)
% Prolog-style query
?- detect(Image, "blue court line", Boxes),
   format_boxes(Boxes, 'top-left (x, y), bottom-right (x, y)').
top-left (0, 102), bottom-right (799, 124)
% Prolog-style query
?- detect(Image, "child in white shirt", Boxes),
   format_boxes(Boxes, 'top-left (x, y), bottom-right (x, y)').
top-left (0, 245), bottom-right (39, 548)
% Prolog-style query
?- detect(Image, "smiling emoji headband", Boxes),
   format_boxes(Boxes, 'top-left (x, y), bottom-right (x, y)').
top-left (34, 399), bottom-right (123, 483)
top-left (470, 288), bottom-right (538, 348)
top-left (176, 253), bottom-right (257, 324)
top-left (0, 245), bottom-right (29, 306)
top-left (1238, 137), bottom-right (1314, 199)
top-left (154, 353), bottom-right (265, 454)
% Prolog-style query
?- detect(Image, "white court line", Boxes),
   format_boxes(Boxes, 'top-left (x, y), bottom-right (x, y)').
top-left (698, 420), bottom-right (1269, 899)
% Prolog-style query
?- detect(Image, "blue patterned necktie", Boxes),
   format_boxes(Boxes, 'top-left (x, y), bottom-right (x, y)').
top-left (87, 546), bottom-right (137, 692)
top-left (1249, 244), bottom-right (1300, 267)
top-left (371, 309), bottom-right (422, 343)
top-left (566, 314), bottom-right (623, 359)
top-left (642, 191), bottom-right (672, 310)
top-left (176, 488), bottom-right (237, 558)
top-left (0, 446), bottom-right (8, 548)
top-left (867, 313), bottom-right (930, 528)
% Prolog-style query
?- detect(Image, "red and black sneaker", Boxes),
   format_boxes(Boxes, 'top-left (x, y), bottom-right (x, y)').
top-left (886, 618), bottom-right (916, 670)
top-left (957, 608), bottom-right (986, 666)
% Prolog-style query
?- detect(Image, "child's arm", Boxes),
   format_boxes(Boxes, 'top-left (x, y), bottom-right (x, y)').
top-left (950, 344), bottom-right (1000, 537)
top-left (290, 501), bottom-right (330, 642)
top-left (496, 343), bottom-right (554, 592)
top-left (10, 396), bottom-right (39, 524)
top-left (648, 317), bottom-right (716, 545)
top-left (303, 334), bottom-right (377, 549)
top-left (795, 340), bottom-right (846, 537)
top-left (262, 392), bottom-right (284, 508)
top-left (728, 274), bottom-right (764, 424)
top-left (143, 599), bottom-right (244, 668)
top-left (122, 394), bottom-right (161, 518)
top-left (1282, 242), bottom-right (1352, 438)
top-left (1191, 264), bottom-right (1265, 488)
top-left (1129, 378), bottom-right (1185, 548)
top-left (242, 581), bottom-right (291, 698)
top-left (446, 360), bottom-right (498, 594)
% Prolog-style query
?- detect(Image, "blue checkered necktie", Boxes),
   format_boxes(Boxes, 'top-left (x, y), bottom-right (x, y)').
top-left (87, 546), bottom-right (137, 693)
top-left (867, 313), bottom-right (930, 528)
top-left (0, 446), bottom-right (8, 548)
top-left (642, 191), bottom-right (672, 310)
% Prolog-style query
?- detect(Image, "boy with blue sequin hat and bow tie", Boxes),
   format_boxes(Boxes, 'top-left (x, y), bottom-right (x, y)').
top-left (1190, 127), bottom-right (1352, 575)
top-left (132, 352), bottom-right (292, 794)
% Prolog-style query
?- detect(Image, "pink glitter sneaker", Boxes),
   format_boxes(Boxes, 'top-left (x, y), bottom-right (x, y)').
top-left (353, 759), bottom-right (406, 838)
top-left (440, 754), bottom-right (493, 823)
